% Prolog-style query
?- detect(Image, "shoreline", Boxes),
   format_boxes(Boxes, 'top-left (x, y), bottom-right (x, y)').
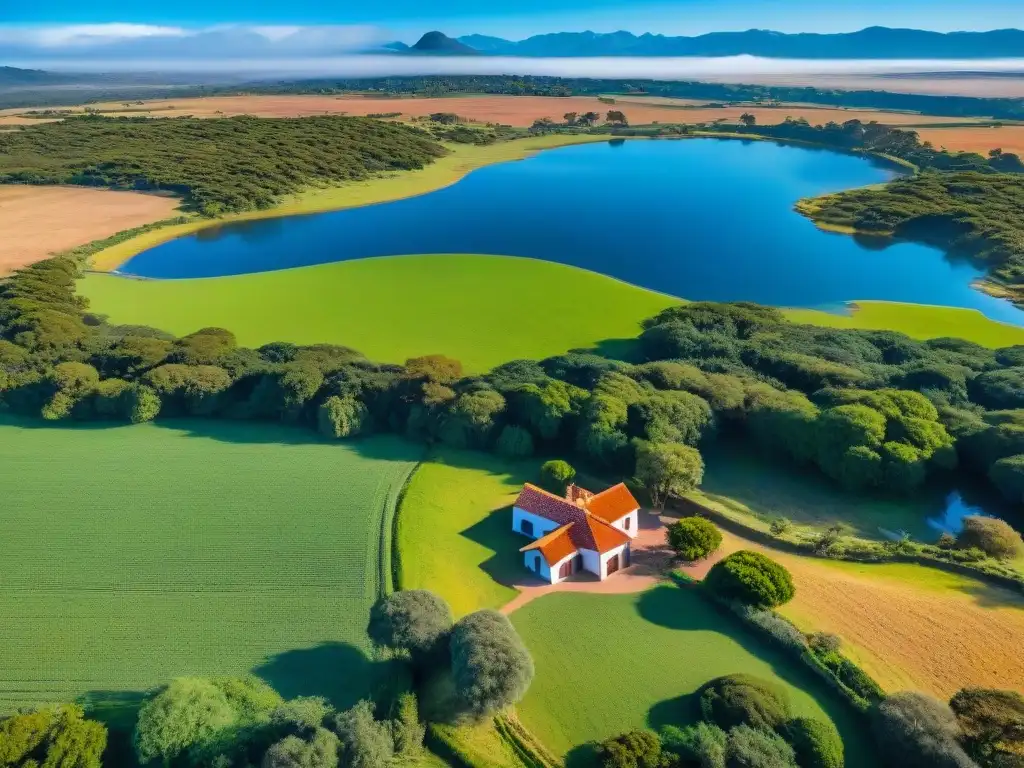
top-left (87, 133), bottom-right (612, 272)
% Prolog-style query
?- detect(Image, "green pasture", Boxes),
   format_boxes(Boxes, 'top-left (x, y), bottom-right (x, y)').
top-left (80, 255), bottom-right (678, 374)
top-left (0, 416), bottom-right (420, 716)
top-left (396, 450), bottom-right (533, 617)
top-left (785, 300), bottom-right (1024, 348)
top-left (510, 586), bottom-right (872, 767)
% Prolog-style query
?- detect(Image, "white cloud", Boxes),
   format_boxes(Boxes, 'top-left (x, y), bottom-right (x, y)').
top-left (0, 22), bottom-right (391, 56)
top-left (0, 23), bottom-right (188, 48)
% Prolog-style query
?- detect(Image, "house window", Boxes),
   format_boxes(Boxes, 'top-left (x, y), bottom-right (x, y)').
top-left (521, 519), bottom-right (534, 536)
top-left (622, 516), bottom-right (631, 531)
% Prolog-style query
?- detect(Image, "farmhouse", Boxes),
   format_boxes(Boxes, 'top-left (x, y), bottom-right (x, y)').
top-left (513, 482), bottom-right (641, 583)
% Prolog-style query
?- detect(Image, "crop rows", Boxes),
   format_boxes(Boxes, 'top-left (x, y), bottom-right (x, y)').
top-left (0, 417), bottom-right (419, 711)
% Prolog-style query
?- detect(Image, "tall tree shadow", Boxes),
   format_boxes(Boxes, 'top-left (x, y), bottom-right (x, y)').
top-left (253, 642), bottom-right (408, 711)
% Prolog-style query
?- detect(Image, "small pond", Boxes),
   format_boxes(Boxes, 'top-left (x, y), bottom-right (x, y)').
top-left (119, 138), bottom-right (1023, 325)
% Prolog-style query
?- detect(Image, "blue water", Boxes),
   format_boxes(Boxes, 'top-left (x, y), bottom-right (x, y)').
top-left (119, 138), bottom-right (1023, 325)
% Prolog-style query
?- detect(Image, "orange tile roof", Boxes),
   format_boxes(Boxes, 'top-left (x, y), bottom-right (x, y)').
top-left (585, 483), bottom-right (640, 524)
top-left (584, 516), bottom-right (631, 553)
top-left (520, 524), bottom-right (578, 566)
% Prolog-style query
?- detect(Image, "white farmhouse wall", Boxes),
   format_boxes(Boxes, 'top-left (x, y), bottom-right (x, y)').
top-left (579, 548), bottom-right (601, 576)
top-left (611, 510), bottom-right (640, 538)
top-left (600, 543), bottom-right (630, 579)
top-left (512, 506), bottom-right (560, 539)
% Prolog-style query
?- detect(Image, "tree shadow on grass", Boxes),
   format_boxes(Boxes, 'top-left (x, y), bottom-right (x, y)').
top-left (636, 585), bottom-right (878, 768)
top-left (564, 742), bottom-right (601, 768)
top-left (253, 641), bottom-right (407, 712)
top-left (77, 689), bottom-right (149, 768)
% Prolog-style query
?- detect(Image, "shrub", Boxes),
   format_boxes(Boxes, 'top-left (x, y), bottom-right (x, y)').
top-left (317, 394), bottom-right (370, 439)
top-left (872, 692), bottom-right (975, 768)
top-left (988, 455), bottom-right (1024, 503)
top-left (367, 590), bottom-right (453, 664)
top-left (769, 518), bottom-right (793, 537)
top-left (661, 722), bottom-right (727, 768)
top-left (705, 551), bottom-right (795, 608)
top-left (333, 701), bottom-right (393, 768)
top-left (449, 610), bottom-right (534, 719)
top-left (540, 459), bottom-right (576, 493)
top-left (596, 729), bottom-right (663, 768)
top-left (956, 516), bottom-right (1024, 560)
top-left (667, 517), bottom-right (723, 561)
top-left (949, 687), bottom-right (1024, 766)
top-left (270, 697), bottom-right (334, 734)
top-left (0, 704), bottom-right (107, 768)
top-left (134, 678), bottom-right (238, 764)
top-left (725, 724), bottom-right (797, 768)
top-left (390, 692), bottom-right (425, 758)
top-left (784, 717), bottom-right (844, 768)
top-left (735, 605), bottom-right (807, 654)
top-left (496, 425), bottom-right (535, 457)
top-left (698, 674), bottom-right (792, 731)
top-left (262, 729), bottom-right (340, 768)
top-left (808, 633), bottom-right (842, 654)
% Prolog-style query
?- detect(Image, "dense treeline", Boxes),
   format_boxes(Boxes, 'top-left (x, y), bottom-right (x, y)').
top-left (7, 259), bottom-right (1024, 531)
top-left (227, 75), bottom-right (1024, 120)
top-left (720, 116), bottom-right (1024, 173)
top-left (0, 115), bottom-right (445, 214)
top-left (804, 172), bottom-right (1024, 306)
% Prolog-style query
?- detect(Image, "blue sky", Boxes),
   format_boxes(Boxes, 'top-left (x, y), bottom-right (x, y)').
top-left (3, 0), bottom-right (1023, 38)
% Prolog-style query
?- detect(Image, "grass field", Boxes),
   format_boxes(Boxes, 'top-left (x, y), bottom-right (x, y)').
top-left (80, 254), bottom-right (678, 373)
top-left (396, 450), bottom-right (533, 617)
top-left (510, 586), bottom-right (872, 767)
top-left (785, 301), bottom-right (1024, 347)
top-left (0, 416), bottom-right (421, 717)
top-left (86, 135), bottom-right (609, 271)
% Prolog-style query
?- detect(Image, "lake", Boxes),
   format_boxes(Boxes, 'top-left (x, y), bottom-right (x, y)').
top-left (118, 138), bottom-right (1024, 325)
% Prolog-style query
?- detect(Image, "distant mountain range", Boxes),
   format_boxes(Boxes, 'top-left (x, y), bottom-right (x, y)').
top-left (408, 31), bottom-right (479, 55)
top-left (429, 27), bottom-right (1024, 59)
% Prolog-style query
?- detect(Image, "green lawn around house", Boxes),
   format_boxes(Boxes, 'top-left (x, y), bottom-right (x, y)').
top-left (510, 586), bottom-right (873, 768)
top-left (396, 449), bottom-right (537, 618)
top-left (0, 416), bottom-right (420, 718)
top-left (80, 254), bottom-right (678, 374)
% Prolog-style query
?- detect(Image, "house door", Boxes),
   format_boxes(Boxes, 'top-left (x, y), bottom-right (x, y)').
top-left (606, 553), bottom-right (620, 576)
top-left (558, 560), bottom-right (573, 580)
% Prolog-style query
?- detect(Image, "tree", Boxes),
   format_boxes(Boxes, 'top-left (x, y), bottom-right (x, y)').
top-left (496, 425), bottom-right (535, 457)
top-left (950, 688), bottom-right (1024, 766)
top-left (167, 327), bottom-right (237, 366)
top-left (317, 395), bottom-right (370, 439)
top-left (698, 674), bottom-right (792, 732)
top-left (667, 517), bottom-right (722, 561)
top-left (606, 110), bottom-right (629, 125)
top-left (135, 678), bottom-right (238, 764)
top-left (725, 724), bottom-right (797, 768)
top-left (595, 729), bottom-right (663, 768)
top-left (262, 729), bottom-right (340, 768)
top-left (634, 441), bottom-right (705, 509)
top-left (0, 704), bottom-right (107, 768)
top-left (872, 692), bottom-right (976, 768)
top-left (390, 693), bottom-right (425, 759)
top-left (367, 590), bottom-right (453, 664)
top-left (956, 516), bottom-right (1024, 560)
top-left (123, 383), bottom-right (161, 423)
top-left (540, 459), bottom-right (576, 494)
top-left (704, 551), bottom-right (795, 608)
top-left (333, 701), bottom-right (393, 768)
top-left (449, 609), bottom-right (534, 720)
top-left (739, 113), bottom-right (757, 127)
top-left (988, 455), bottom-right (1024, 503)
top-left (563, 112), bottom-right (578, 125)
top-left (404, 355), bottom-right (463, 383)
top-left (661, 722), bottom-right (727, 768)
top-left (783, 717), bottom-right (844, 768)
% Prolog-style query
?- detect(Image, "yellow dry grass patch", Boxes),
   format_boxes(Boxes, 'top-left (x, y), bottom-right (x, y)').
top-left (916, 125), bottom-right (1024, 157)
top-left (717, 531), bottom-right (1024, 698)
top-left (0, 185), bottom-right (181, 274)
